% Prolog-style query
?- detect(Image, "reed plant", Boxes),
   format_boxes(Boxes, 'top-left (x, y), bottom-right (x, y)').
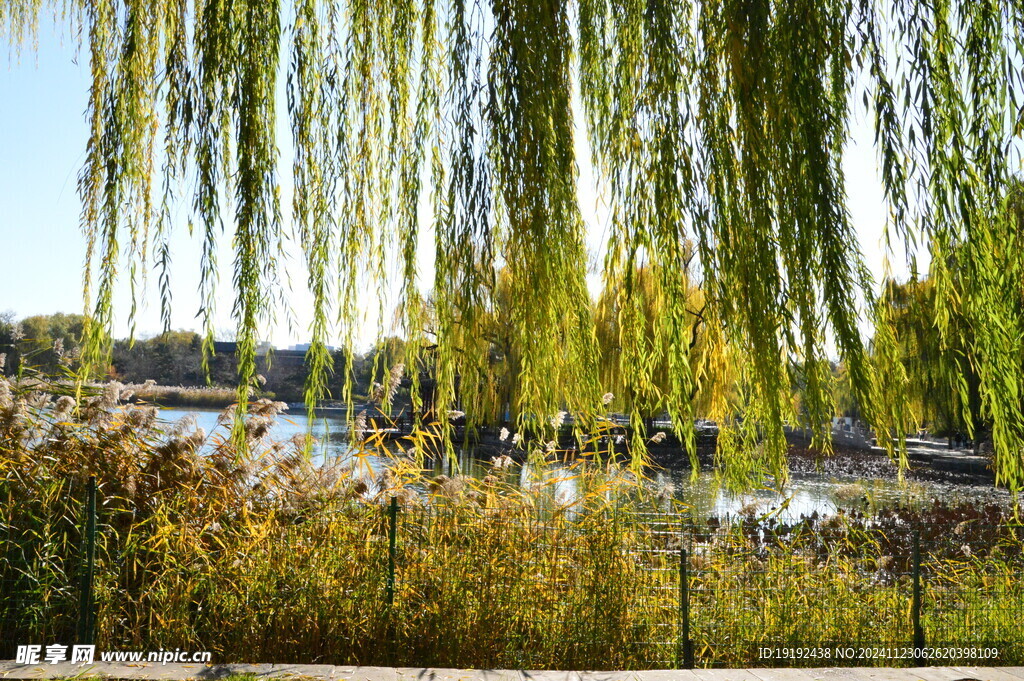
top-left (118, 380), bottom-right (244, 408)
top-left (1, 376), bottom-right (1022, 669)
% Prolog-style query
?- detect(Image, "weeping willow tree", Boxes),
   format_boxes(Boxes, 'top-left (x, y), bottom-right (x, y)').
top-left (594, 262), bottom-right (728, 464)
top-left (4, 0), bottom-right (1024, 488)
top-left (448, 267), bottom-right (539, 429)
top-left (880, 181), bottom-right (1024, 455)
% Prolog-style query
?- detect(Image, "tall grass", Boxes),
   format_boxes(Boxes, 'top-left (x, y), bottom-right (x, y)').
top-left (119, 380), bottom-right (244, 408)
top-left (686, 518), bottom-right (1024, 665)
top-left (1, 377), bottom-right (1022, 669)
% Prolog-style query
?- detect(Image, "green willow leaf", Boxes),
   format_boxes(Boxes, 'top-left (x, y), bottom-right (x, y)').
top-left (3, 0), bottom-right (1023, 488)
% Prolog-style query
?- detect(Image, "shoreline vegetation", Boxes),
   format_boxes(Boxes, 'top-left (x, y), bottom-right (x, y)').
top-left (1, 367), bottom-right (1006, 501)
top-left (7, 375), bottom-right (1005, 489)
top-left (3, 377), bottom-right (248, 409)
top-left (2, 378), bottom-right (1023, 668)
top-left (115, 382), bottom-right (361, 410)
top-left (119, 381), bottom-right (243, 409)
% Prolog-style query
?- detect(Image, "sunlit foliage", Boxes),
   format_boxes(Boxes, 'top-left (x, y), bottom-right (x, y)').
top-left (3, 0), bottom-right (1024, 487)
top-left (879, 182), bottom-right (1024, 455)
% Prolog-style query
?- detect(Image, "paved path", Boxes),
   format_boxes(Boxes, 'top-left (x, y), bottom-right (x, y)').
top-left (2, 663), bottom-right (1023, 681)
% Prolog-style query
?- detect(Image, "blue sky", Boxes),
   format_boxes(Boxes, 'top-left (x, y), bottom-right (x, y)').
top-left (1, 29), bottom-right (92, 324)
top-left (0, 16), bottom-right (899, 350)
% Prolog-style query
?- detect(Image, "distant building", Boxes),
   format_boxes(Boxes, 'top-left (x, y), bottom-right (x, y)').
top-left (211, 340), bottom-right (337, 369)
top-left (212, 341), bottom-right (272, 356)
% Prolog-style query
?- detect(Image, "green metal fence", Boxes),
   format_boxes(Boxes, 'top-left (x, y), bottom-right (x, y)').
top-left (2, 482), bottom-right (1022, 668)
top-left (1, 475), bottom-right (98, 655)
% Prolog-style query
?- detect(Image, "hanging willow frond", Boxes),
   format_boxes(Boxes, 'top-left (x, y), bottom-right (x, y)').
top-left (4, 0), bottom-right (1023, 488)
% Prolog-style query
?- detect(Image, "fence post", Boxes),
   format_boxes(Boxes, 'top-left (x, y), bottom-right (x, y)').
top-left (77, 476), bottom-right (97, 646)
top-left (680, 545), bottom-right (694, 669)
top-left (386, 495), bottom-right (398, 608)
top-left (912, 529), bottom-right (925, 664)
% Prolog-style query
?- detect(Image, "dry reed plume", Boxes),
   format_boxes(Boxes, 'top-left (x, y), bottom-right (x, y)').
top-left (1, 376), bottom-right (1022, 668)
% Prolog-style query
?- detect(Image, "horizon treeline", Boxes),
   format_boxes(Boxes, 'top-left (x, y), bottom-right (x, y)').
top-left (0, 311), bottom-right (405, 404)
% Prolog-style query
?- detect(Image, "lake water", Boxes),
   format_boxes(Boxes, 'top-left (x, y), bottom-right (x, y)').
top-left (158, 407), bottom-right (1015, 520)
top-left (160, 406), bottom-right (352, 458)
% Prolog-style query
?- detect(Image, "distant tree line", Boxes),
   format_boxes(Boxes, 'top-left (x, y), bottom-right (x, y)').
top-left (0, 312), bottom-right (89, 377)
top-left (0, 312), bottom-right (410, 404)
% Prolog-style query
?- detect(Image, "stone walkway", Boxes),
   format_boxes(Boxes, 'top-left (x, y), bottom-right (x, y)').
top-left (2, 663), bottom-right (1024, 681)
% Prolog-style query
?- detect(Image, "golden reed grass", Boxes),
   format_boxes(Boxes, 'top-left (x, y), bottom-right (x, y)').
top-left (1, 377), bottom-right (1022, 668)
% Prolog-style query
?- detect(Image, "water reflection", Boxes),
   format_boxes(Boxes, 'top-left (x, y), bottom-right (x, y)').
top-left (158, 407), bottom-right (1013, 519)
